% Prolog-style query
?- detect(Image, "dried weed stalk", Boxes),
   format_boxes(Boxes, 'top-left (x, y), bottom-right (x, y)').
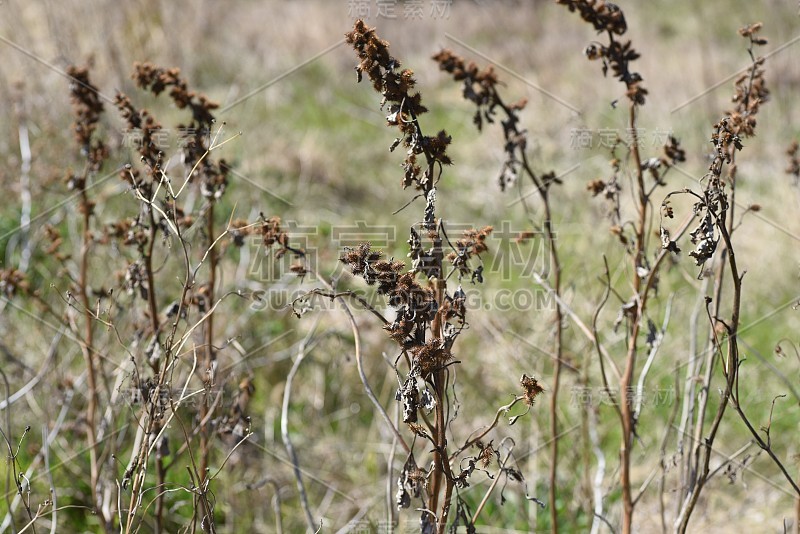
top-left (662, 22), bottom-right (800, 532)
top-left (0, 63), bottom-right (283, 533)
top-left (432, 47), bottom-right (566, 531)
top-left (338, 20), bottom-right (541, 533)
top-left (556, 1), bottom-right (697, 532)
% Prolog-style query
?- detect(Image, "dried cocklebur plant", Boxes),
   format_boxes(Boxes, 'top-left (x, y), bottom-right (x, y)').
top-left (432, 47), bottom-right (566, 530)
top-left (5, 62), bottom-right (285, 533)
top-left (58, 64), bottom-right (112, 531)
top-left (556, 1), bottom-right (689, 532)
top-left (661, 22), bottom-right (800, 533)
top-left (113, 63), bottom-right (235, 532)
top-left (337, 19), bottom-right (542, 533)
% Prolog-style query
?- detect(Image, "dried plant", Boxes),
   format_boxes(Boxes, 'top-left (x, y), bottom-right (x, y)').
top-left (556, 2), bottom-right (688, 531)
top-left (323, 20), bottom-right (541, 533)
top-left (433, 47), bottom-right (566, 532)
top-left (66, 64), bottom-right (112, 531)
top-left (0, 62), bottom-right (289, 533)
top-left (558, 0), bottom-right (647, 104)
top-left (660, 22), bottom-right (800, 532)
top-left (539, 8), bottom-right (799, 533)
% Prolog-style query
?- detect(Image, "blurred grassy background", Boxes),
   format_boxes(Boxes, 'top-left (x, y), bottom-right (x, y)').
top-left (1, 0), bottom-right (799, 532)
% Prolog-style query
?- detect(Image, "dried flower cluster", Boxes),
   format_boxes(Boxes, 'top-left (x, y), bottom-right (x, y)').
top-left (114, 94), bottom-right (163, 187)
top-left (684, 24), bottom-right (769, 267)
top-left (727, 24), bottom-right (770, 138)
top-left (0, 268), bottom-right (30, 298)
top-left (66, 65), bottom-right (109, 172)
top-left (557, 0), bottom-right (627, 34)
top-left (786, 140), bottom-right (800, 185)
top-left (132, 62), bottom-right (218, 124)
top-left (346, 20), bottom-right (451, 198)
top-left (433, 49), bottom-right (554, 193)
top-left (520, 374), bottom-right (545, 406)
top-left (448, 226), bottom-right (493, 279)
top-left (116, 65), bottom-right (227, 209)
top-left (339, 242), bottom-right (445, 363)
top-left (557, 0), bottom-right (647, 104)
top-left (241, 215), bottom-right (306, 264)
top-left (65, 65), bottom-right (111, 222)
top-left (432, 49), bottom-right (529, 134)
